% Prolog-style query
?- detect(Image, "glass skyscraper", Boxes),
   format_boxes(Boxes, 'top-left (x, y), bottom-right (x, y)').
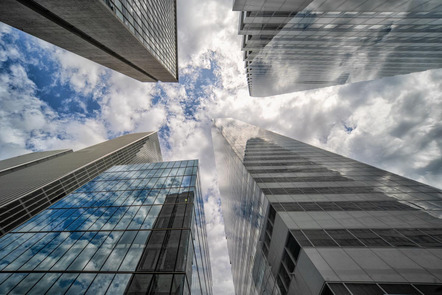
top-left (0, 132), bottom-right (162, 237)
top-left (0, 159), bottom-right (212, 294)
top-left (212, 118), bottom-right (442, 295)
top-left (233, 0), bottom-right (442, 96)
top-left (0, 0), bottom-right (178, 82)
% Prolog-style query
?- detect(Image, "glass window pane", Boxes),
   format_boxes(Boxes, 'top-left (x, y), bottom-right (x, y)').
top-left (27, 273), bottom-right (61, 295)
top-left (120, 231), bottom-right (150, 271)
top-left (105, 274), bottom-right (131, 294)
top-left (302, 230), bottom-right (338, 247)
top-left (46, 273), bottom-right (78, 295)
top-left (0, 273), bottom-right (28, 293)
top-left (66, 273), bottom-right (96, 295)
top-left (85, 274), bottom-right (115, 295)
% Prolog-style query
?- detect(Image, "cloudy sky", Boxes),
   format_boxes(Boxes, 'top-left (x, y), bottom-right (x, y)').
top-left (1, 0), bottom-right (442, 294)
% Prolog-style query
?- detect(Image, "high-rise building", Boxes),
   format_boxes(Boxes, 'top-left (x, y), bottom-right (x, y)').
top-left (234, 0), bottom-right (442, 96)
top-left (0, 132), bottom-right (162, 236)
top-left (212, 118), bottom-right (442, 295)
top-left (0, 0), bottom-right (178, 82)
top-left (0, 159), bottom-right (212, 294)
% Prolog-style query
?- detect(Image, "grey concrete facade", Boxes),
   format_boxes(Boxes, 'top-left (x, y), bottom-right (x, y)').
top-left (212, 118), bottom-right (442, 295)
top-left (0, 132), bottom-right (162, 236)
top-left (0, 0), bottom-right (178, 82)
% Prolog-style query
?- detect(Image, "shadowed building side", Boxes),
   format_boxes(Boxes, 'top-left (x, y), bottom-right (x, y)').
top-left (0, 0), bottom-right (178, 82)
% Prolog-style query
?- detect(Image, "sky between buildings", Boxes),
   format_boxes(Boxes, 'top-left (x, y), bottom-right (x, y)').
top-left (0, 0), bottom-right (442, 294)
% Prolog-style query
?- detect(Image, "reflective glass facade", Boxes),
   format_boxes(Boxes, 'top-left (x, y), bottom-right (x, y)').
top-left (212, 118), bottom-right (442, 295)
top-left (102, 0), bottom-right (177, 78)
top-left (0, 160), bottom-right (212, 294)
top-left (234, 0), bottom-right (442, 96)
top-left (0, 132), bottom-right (162, 236)
top-left (0, 0), bottom-right (178, 82)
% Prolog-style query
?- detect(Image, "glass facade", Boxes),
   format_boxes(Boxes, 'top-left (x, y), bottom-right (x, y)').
top-left (0, 132), bottom-right (162, 236)
top-left (103, 0), bottom-right (177, 78)
top-left (0, 160), bottom-right (212, 294)
top-left (212, 118), bottom-right (442, 295)
top-left (234, 0), bottom-right (442, 96)
top-left (0, 1), bottom-right (177, 82)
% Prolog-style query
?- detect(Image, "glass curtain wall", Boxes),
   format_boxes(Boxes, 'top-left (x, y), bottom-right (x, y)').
top-left (0, 160), bottom-right (212, 294)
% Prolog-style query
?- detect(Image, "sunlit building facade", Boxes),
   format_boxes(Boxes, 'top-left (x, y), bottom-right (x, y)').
top-left (234, 0), bottom-right (442, 96)
top-left (0, 159), bottom-right (212, 294)
top-left (212, 118), bottom-right (442, 295)
top-left (0, 0), bottom-right (178, 82)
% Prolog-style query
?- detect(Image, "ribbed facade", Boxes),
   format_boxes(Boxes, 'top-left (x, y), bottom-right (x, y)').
top-left (0, 160), bottom-right (212, 294)
top-left (0, 0), bottom-right (178, 82)
top-left (234, 0), bottom-right (442, 96)
top-left (0, 132), bottom-right (162, 236)
top-left (212, 118), bottom-right (442, 295)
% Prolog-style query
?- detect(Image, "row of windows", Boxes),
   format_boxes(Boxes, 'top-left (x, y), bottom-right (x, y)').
top-left (244, 156), bottom-right (305, 161)
top-left (245, 152), bottom-right (288, 156)
top-left (262, 186), bottom-right (377, 195)
top-left (272, 201), bottom-right (415, 212)
top-left (246, 10), bottom-right (442, 19)
top-left (107, 160), bottom-right (197, 172)
top-left (126, 274), bottom-right (191, 294)
top-left (0, 137), bottom-right (150, 235)
top-left (245, 161), bottom-right (316, 167)
top-left (12, 205), bottom-right (163, 233)
top-left (243, 21), bottom-right (442, 33)
top-left (278, 227), bottom-right (442, 294)
top-left (13, 194), bottom-right (193, 233)
top-left (262, 205), bottom-right (276, 258)
top-left (322, 282), bottom-right (442, 295)
top-left (76, 174), bottom-right (196, 193)
top-left (93, 166), bottom-right (197, 182)
top-left (249, 167), bottom-right (330, 174)
top-left (276, 231), bottom-right (298, 295)
top-left (255, 175), bottom-right (351, 183)
top-left (0, 272), bottom-right (131, 295)
top-left (291, 228), bottom-right (442, 248)
top-left (0, 230), bottom-right (150, 272)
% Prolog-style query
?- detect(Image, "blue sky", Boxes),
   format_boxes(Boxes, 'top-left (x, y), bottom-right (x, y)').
top-left (1, 0), bottom-right (442, 293)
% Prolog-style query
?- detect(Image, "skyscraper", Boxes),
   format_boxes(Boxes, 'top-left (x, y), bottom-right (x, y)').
top-left (212, 118), bottom-right (442, 295)
top-left (0, 132), bottom-right (162, 236)
top-left (234, 0), bottom-right (442, 96)
top-left (0, 134), bottom-right (212, 294)
top-left (0, 0), bottom-right (178, 82)
top-left (0, 159), bottom-right (212, 294)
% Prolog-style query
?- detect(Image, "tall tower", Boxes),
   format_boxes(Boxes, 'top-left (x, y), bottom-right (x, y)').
top-left (212, 118), bottom-right (442, 295)
top-left (0, 136), bottom-right (213, 294)
top-left (234, 0), bottom-right (442, 96)
top-left (0, 0), bottom-right (178, 82)
top-left (0, 160), bottom-right (212, 294)
top-left (0, 132), bottom-right (162, 236)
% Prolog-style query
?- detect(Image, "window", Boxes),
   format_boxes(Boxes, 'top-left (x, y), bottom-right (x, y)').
top-left (302, 230), bottom-right (338, 247)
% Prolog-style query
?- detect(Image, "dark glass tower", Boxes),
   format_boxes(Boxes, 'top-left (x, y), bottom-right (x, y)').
top-left (0, 132), bottom-right (162, 236)
top-left (0, 0), bottom-right (178, 82)
top-left (234, 0), bottom-right (442, 96)
top-left (212, 118), bottom-right (442, 295)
